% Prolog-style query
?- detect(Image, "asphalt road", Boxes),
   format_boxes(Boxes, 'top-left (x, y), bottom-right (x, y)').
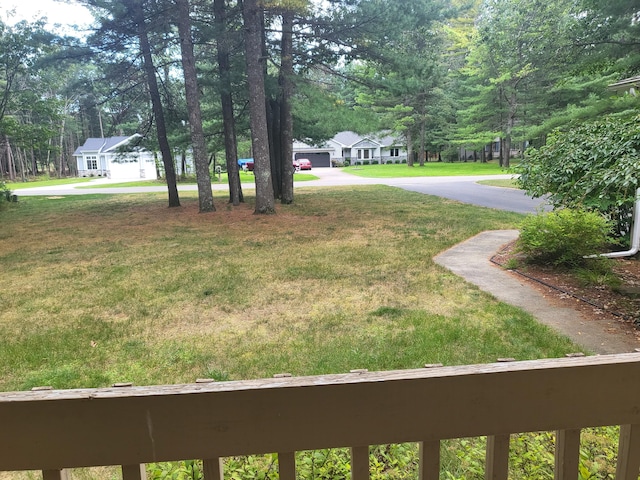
top-left (15, 168), bottom-right (550, 214)
top-left (388, 178), bottom-right (551, 214)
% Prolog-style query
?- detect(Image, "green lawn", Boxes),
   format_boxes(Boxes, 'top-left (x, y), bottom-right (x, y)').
top-left (76, 172), bottom-right (319, 188)
top-left (342, 161), bottom-right (514, 178)
top-left (0, 187), bottom-right (576, 392)
top-left (6, 177), bottom-right (93, 189)
top-left (4, 172), bottom-right (318, 191)
top-left (0, 187), bottom-right (616, 480)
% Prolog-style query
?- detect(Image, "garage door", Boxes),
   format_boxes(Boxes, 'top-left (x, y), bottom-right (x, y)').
top-left (295, 152), bottom-right (331, 168)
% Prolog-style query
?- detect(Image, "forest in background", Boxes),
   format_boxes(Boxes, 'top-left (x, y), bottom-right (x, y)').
top-left (0, 0), bottom-right (638, 207)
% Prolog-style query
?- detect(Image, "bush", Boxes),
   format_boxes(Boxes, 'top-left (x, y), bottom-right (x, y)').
top-left (0, 181), bottom-right (13, 210)
top-left (516, 113), bottom-right (640, 241)
top-left (516, 209), bottom-right (615, 267)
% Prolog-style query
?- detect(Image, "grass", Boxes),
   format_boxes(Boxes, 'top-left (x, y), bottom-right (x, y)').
top-left (0, 187), bottom-right (617, 479)
top-left (342, 161), bottom-right (512, 178)
top-left (76, 172), bottom-right (318, 188)
top-left (477, 178), bottom-right (520, 188)
top-left (0, 186), bottom-right (578, 392)
top-left (6, 177), bottom-right (93, 189)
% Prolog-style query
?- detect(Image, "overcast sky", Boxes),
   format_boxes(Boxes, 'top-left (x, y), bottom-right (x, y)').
top-left (1, 0), bottom-right (93, 35)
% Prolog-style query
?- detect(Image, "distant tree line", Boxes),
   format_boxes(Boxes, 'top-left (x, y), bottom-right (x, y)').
top-left (0, 0), bottom-right (637, 212)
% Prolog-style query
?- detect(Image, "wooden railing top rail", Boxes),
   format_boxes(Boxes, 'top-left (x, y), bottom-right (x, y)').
top-left (2, 353), bottom-right (640, 472)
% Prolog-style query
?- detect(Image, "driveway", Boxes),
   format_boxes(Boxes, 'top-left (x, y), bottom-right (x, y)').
top-left (298, 168), bottom-right (550, 214)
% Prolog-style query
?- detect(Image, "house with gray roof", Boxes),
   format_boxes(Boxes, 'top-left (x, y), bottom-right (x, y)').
top-left (293, 131), bottom-right (407, 167)
top-left (608, 75), bottom-right (640, 96)
top-left (73, 134), bottom-right (157, 180)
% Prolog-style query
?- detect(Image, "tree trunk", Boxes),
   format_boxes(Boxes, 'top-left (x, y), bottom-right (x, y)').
top-left (17, 145), bottom-right (26, 181)
top-left (502, 92), bottom-right (517, 169)
top-left (242, 0), bottom-right (275, 214)
top-left (128, 0), bottom-right (180, 208)
top-left (503, 135), bottom-right (511, 169)
top-left (406, 130), bottom-right (413, 167)
top-left (279, 9), bottom-right (295, 204)
top-left (269, 98), bottom-right (282, 199)
top-left (213, 0), bottom-right (243, 206)
top-left (176, 0), bottom-right (214, 212)
top-left (58, 116), bottom-right (66, 178)
top-left (5, 136), bottom-right (16, 181)
top-left (419, 121), bottom-right (426, 166)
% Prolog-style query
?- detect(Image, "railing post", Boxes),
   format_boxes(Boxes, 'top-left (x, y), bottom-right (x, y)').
top-left (486, 435), bottom-right (510, 480)
top-left (419, 441), bottom-right (440, 480)
top-left (351, 446), bottom-right (370, 480)
top-left (278, 452), bottom-right (296, 480)
top-left (554, 429), bottom-right (580, 480)
top-left (616, 424), bottom-right (640, 480)
top-left (122, 464), bottom-right (147, 480)
top-left (42, 469), bottom-right (69, 480)
top-left (203, 458), bottom-right (224, 480)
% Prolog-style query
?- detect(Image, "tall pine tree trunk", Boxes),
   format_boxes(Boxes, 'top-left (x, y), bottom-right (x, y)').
top-left (176, 0), bottom-right (214, 212)
top-left (503, 135), bottom-right (511, 169)
top-left (213, 0), bottom-right (243, 206)
top-left (128, 0), bottom-right (180, 208)
top-left (406, 130), bottom-right (414, 167)
top-left (58, 116), bottom-right (66, 178)
top-left (279, 9), bottom-right (294, 204)
top-left (269, 98), bottom-right (282, 199)
top-left (419, 120), bottom-right (426, 167)
top-left (242, 0), bottom-right (275, 214)
top-left (5, 136), bottom-right (16, 181)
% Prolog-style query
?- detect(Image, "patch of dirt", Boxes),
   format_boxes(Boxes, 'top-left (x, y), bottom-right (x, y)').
top-left (492, 241), bottom-right (640, 343)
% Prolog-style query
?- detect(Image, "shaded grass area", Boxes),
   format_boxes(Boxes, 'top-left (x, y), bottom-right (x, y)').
top-left (76, 172), bottom-right (318, 189)
top-left (0, 186), bottom-right (578, 393)
top-left (342, 161), bottom-right (511, 178)
top-left (6, 177), bottom-right (93, 189)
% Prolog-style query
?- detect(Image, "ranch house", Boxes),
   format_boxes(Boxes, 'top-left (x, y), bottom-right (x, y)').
top-left (73, 134), bottom-right (157, 180)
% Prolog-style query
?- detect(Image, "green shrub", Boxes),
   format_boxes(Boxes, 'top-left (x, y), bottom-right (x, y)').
top-left (0, 181), bottom-right (12, 210)
top-left (516, 113), bottom-right (640, 240)
top-left (516, 209), bottom-right (614, 267)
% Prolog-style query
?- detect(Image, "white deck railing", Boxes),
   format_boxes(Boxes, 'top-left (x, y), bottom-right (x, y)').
top-left (2, 353), bottom-right (640, 479)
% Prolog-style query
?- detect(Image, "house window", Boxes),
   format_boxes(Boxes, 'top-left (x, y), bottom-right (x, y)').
top-left (357, 149), bottom-right (372, 159)
top-left (390, 148), bottom-right (399, 157)
top-left (86, 156), bottom-right (98, 169)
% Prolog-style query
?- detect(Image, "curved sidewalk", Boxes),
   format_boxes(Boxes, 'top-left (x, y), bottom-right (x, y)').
top-left (434, 230), bottom-right (640, 355)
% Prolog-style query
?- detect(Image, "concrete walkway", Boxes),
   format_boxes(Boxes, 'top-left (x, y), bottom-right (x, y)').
top-left (434, 230), bottom-right (640, 355)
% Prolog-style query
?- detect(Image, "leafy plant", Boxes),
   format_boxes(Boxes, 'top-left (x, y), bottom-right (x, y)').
top-left (574, 259), bottom-right (621, 289)
top-left (0, 181), bottom-right (13, 210)
top-left (516, 113), bottom-right (640, 240)
top-left (516, 209), bottom-right (615, 267)
top-left (149, 460), bottom-right (203, 479)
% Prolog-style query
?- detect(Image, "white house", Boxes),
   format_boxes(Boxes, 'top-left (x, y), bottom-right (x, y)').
top-left (293, 131), bottom-right (407, 167)
top-left (608, 75), bottom-right (640, 96)
top-left (73, 134), bottom-right (157, 180)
